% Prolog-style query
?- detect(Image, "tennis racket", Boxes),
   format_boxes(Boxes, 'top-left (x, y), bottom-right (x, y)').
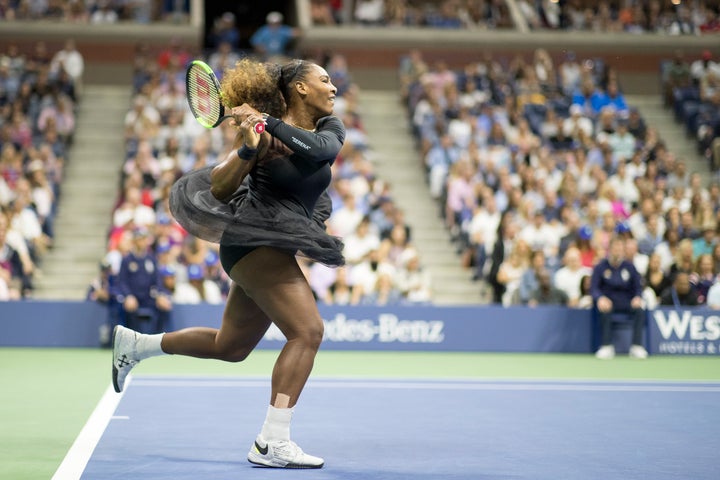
top-left (185, 60), bottom-right (265, 133)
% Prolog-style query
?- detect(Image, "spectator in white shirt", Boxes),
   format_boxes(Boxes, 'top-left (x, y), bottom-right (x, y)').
top-left (113, 186), bottom-right (156, 229)
top-left (343, 215), bottom-right (381, 265)
top-left (519, 210), bottom-right (559, 257)
top-left (396, 248), bottom-right (432, 304)
top-left (563, 104), bottom-right (593, 139)
top-left (553, 246), bottom-right (592, 307)
top-left (607, 161), bottom-right (639, 207)
top-left (608, 120), bottom-right (636, 162)
top-left (173, 263), bottom-right (223, 304)
top-left (625, 237), bottom-right (649, 277)
top-left (329, 193), bottom-right (364, 238)
top-left (467, 191), bottom-right (501, 279)
top-left (50, 39), bottom-right (84, 88)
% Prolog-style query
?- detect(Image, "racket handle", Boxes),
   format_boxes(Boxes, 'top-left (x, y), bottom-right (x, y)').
top-left (254, 122), bottom-right (265, 134)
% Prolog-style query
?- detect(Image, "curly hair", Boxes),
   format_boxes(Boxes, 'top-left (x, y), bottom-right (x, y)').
top-left (219, 58), bottom-right (286, 118)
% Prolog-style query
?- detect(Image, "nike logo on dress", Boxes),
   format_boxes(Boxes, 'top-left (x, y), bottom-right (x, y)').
top-left (255, 441), bottom-right (269, 455)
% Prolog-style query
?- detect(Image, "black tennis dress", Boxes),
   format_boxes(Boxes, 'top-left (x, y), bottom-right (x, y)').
top-left (170, 115), bottom-right (346, 269)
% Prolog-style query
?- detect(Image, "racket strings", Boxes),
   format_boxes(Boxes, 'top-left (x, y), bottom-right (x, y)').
top-left (187, 68), bottom-right (222, 126)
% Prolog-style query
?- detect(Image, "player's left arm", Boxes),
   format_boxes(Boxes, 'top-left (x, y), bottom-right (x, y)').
top-left (263, 115), bottom-right (345, 163)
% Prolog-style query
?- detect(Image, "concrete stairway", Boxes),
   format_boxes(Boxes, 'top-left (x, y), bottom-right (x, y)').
top-left (33, 85), bottom-right (129, 300)
top-left (360, 90), bottom-right (485, 305)
top-left (626, 94), bottom-right (709, 179)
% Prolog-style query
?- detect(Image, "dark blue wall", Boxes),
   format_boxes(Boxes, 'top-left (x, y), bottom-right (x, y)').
top-left (2, 301), bottom-right (717, 355)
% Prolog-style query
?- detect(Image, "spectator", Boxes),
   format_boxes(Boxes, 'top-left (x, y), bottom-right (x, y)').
top-left (644, 252), bottom-right (671, 304)
top-left (208, 41), bottom-right (241, 80)
top-left (528, 269), bottom-right (569, 307)
top-left (663, 50), bottom-right (692, 106)
top-left (249, 11), bottom-right (301, 62)
top-left (112, 185), bottom-right (157, 230)
top-left (343, 215), bottom-right (380, 265)
top-left (690, 50), bottom-right (720, 85)
top-left (706, 279), bottom-right (720, 309)
top-left (689, 253), bottom-right (716, 304)
top-left (310, 0), bottom-right (338, 25)
top-left (350, 248), bottom-right (398, 305)
top-left (466, 190), bottom-right (501, 281)
top-left (669, 238), bottom-right (696, 281)
top-left (354, 0), bottom-right (385, 25)
top-left (90, 1), bottom-right (119, 24)
top-left (324, 265), bottom-right (356, 305)
top-left (496, 239), bottom-right (531, 306)
top-left (0, 211), bottom-right (25, 299)
top-left (8, 178), bottom-right (51, 260)
top-left (116, 227), bottom-right (169, 334)
top-left (625, 237), bottom-right (649, 277)
top-left (659, 270), bottom-right (700, 307)
top-left (49, 38), bottom-right (84, 93)
top-left (591, 237), bottom-right (648, 360)
top-left (517, 249), bottom-right (547, 305)
top-left (173, 263), bottom-right (223, 304)
top-left (396, 248), bottom-right (432, 303)
top-left (563, 104), bottom-right (594, 141)
top-left (553, 246), bottom-right (592, 307)
top-left (206, 12), bottom-right (240, 50)
top-left (608, 120), bottom-right (635, 162)
top-left (87, 260), bottom-right (121, 347)
top-left (692, 221), bottom-right (717, 259)
top-left (124, 95), bottom-right (160, 143)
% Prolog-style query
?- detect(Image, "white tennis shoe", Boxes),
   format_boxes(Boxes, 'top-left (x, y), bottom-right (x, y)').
top-left (629, 344), bottom-right (648, 359)
top-left (112, 325), bottom-right (140, 393)
top-left (595, 344), bottom-right (615, 360)
top-left (247, 436), bottom-right (324, 469)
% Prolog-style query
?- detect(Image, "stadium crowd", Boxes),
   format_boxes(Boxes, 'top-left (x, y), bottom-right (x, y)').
top-left (519, 0), bottom-right (720, 34)
top-left (402, 47), bottom-right (720, 309)
top-left (310, 0), bottom-right (720, 33)
top-left (662, 48), bottom-right (720, 174)
top-left (0, 0), bottom-right (189, 23)
top-left (0, 39), bottom-right (82, 299)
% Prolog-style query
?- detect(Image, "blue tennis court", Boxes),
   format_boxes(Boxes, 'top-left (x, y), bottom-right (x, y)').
top-left (59, 377), bottom-right (719, 480)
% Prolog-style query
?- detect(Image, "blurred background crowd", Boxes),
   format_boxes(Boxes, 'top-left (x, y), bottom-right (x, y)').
top-left (0, 0), bottom-right (190, 23)
top-left (1, 0), bottom-right (718, 35)
top-left (401, 43), bottom-right (720, 309)
top-left (310, 0), bottom-right (720, 34)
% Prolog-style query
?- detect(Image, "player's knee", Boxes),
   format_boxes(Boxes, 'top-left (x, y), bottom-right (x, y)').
top-left (298, 321), bottom-right (324, 351)
top-left (217, 344), bottom-right (253, 363)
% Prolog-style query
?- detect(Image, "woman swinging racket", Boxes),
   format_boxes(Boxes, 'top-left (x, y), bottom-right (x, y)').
top-left (112, 57), bottom-right (345, 469)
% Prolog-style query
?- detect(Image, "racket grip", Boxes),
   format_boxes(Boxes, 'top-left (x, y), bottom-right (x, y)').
top-left (254, 122), bottom-right (265, 134)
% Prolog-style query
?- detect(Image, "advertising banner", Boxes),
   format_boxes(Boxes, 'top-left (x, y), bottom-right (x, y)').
top-left (648, 308), bottom-right (720, 356)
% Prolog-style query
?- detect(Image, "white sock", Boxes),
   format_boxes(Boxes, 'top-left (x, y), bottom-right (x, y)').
top-left (136, 333), bottom-right (166, 360)
top-left (260, 405), bottom-right (293, 442)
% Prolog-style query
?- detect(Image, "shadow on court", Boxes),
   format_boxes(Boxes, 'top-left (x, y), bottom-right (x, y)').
top-left (79, 378), bottom-right (719, 480)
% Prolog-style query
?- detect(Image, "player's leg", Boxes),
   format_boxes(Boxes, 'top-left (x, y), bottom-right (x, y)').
top-left (230, 247), bottom-right (324, 407)
top-left (112, 282), bottom-right (272, 393)
top-left (161, 283), bottom-right (273, 360)
top-left (230, 247), bottom-right (325, 469)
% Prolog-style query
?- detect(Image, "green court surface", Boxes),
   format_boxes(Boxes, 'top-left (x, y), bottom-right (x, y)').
top-left (1, 348), bottom-right (718, 480)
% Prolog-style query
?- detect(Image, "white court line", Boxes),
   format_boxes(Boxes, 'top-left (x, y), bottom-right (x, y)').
top-left (130, 377), bottom-right (720, 393)
top-left (52, 377), bottom-right (131, 480)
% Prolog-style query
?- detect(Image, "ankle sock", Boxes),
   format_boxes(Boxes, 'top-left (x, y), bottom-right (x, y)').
top-left (260, 405), bottom-right (293, 442)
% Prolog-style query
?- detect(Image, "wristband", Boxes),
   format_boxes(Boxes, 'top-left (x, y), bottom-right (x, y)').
top-left (237, 144), bottom-right (258, 160)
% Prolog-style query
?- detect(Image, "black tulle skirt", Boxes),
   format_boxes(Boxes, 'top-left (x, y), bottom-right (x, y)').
top-left (169, 166), bottom-right (345, 267)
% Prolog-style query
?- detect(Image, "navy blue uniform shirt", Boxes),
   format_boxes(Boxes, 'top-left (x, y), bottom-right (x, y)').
top-left (590, 259), bottom-right (642, 310)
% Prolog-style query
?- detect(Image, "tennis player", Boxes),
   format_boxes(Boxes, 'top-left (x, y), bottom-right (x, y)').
top-left (112, 57), bottom-right (345, 469)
